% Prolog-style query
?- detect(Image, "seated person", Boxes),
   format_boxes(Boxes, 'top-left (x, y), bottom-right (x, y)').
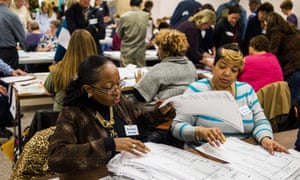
top-left (37, 20), bottom-right (61, 52)
top-left (238, 35), bottom-right (284, 92)
top-left (0, 59), bottom-right (26, 137)
top-left (133, 29), bottom-right (197, 103)
top-left (44, 29), bottom-right (98, 111)
top-left (47, 55), bottom-right (175, 176)
top-left (24, 21), bottom-right (44, 52)
top-left (171, 44), bottom-right (288, 155)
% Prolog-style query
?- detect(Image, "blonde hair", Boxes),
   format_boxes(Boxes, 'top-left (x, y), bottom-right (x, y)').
top-left (53, 30), bottom-right (98, 93)
top-left (189, 9), bottom-right (216, 28)
top-left (41, 1), bottom-right (54, 18)
top-left (215, 44), bottom-right (244, 69)
top-left (154, 29), bottom-right (188, 56)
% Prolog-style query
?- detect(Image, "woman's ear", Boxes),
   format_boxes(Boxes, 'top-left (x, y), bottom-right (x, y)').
top-left (82, 84), bottom-right (93, 97)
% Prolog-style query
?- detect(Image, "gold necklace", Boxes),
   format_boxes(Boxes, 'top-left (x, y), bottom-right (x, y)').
top-left (95, 106), bottom-right (118, 138)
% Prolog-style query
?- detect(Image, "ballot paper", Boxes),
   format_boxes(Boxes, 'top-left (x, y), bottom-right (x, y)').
top-left (107, 142), bottom-right (260, 180)
top-left (160, 91), bottom-right (244, 133)
top-left (0, 75), bottom-right (35, 84)
top-left (196, 137), bottom-right (300, 180)
top-left (13, 79), bottom-right (47, 95)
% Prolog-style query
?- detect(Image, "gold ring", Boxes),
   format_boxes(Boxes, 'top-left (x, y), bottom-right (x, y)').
top-left (132, 144), bottom-right (137, 149)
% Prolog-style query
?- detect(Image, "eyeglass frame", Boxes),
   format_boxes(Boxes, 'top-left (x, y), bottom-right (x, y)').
top-left (90, 80), bottom-right (125, 95)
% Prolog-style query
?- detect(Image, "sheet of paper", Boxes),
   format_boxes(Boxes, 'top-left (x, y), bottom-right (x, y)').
top-left (58, 27), bottom-right (70, 49)
top-left (107, 142), bottom-right (257, 180)
top-left (160, 91), bottom-right (244, 132)
top-left (196, 137), bottom-right (300, 180)
top-left (9, 85), bottom-right (16, 120)
top-left (14, 79), bottom-right (47, 95)
top-left (0, 75), bottom-right (35, 84)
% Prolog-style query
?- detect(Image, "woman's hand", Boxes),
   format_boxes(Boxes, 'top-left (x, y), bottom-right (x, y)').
top-left (0, 85), bottom-right (7, 96)
top-left (261, 137), bottom-right (289, 155)
top-left (196, 126), bottom-right (226, 147)
top-left (155, 100), bottom-right (176, 118)
top-left (114, 137), bottom-right (150, 156)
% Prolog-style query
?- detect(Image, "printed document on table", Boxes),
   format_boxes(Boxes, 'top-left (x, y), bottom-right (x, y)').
top-left (0, 75), bottom-right (35, 84)
top-left (159, 91), bottom-right (244, 132)
top-left (196, 137), bottom-right (300, 180)
top-left (107, 142), bottom-right (260, 180)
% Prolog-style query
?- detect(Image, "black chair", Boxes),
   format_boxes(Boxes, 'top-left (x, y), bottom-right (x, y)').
top-left (23, 110), bottom-right (59, 145)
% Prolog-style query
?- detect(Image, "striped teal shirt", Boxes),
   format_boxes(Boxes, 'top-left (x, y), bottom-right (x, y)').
top-left (171, 78), bottom-right (273, 148)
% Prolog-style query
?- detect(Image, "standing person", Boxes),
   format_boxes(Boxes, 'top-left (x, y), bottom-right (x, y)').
top-left (238, 35), bottom-right (284, 92)
top-left (0, 0), bottom-right (25, 70)
top-left (47, 55), bottom-right (175, 176)
top-left (44, 30), bottom-right (98, 111)
top-left (213, 4), bottom-right (243, 50)
top-left (175, 9), bottom-right (216, 68)
top-left (35, 1), bottom-right (57, 34)
top-left (0, 59), bottom-right (26, 137)
top-left (10, 0), bottom-right (33, 32)
top-left (215, 0), bottom-right (247, 33)
top-left (171, 44), bottom-right (288, 155)
top-left (248, 0), bottom-right (261, 18)
top-left (265, 12), bottom-right (300, 100)
top-left (170, 0), bottom-right (201, 28)
top-left (242, 2), bottom-right (273, 55)
top-left (118, 0), bottom-right (149, 67)
top-left (133, 29), bottom-right (197, 103)
top-left (280, 0), bottom-right (298, 27)
top-left (65, 0), bottom-right (106, 54)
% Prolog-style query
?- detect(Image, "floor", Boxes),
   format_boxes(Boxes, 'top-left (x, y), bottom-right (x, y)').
top-left (0, 104), bottom-right (52, 180)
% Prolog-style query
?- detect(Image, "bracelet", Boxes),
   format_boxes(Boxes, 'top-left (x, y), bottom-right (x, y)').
top-left (195, 127), bottom-right (201, 141)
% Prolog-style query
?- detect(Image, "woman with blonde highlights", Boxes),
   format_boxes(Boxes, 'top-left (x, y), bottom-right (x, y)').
top-left (175, 9), bottom-right (216, 68)
top-left (44, 29), bottom-right (98, 111)
top-left (172, 44), bottom-right (288, 155)
top-left (133, 29), bottom-right (197, 104)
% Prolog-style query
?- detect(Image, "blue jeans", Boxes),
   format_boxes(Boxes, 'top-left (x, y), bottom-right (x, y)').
top-left (286, 70), bottom-right (300, 100)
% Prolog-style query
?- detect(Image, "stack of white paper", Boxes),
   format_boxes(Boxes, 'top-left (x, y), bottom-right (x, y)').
top-left (196, 137), bottom-right (300, 180)
top-left (107, 143), bottom-right (260, 180)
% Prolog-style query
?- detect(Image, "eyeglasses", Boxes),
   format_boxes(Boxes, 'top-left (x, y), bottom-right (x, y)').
top-left (91, 81), bottom-right (125, 95)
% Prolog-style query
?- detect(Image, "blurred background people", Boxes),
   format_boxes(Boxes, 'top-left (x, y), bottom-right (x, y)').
top-left (265, 12), bottom-right (300, 100)
top-left (280, 0), bottom-right (298, 27)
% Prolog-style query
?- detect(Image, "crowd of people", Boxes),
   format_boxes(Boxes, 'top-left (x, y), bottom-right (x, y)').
top-left (0, 0), bottom-right (300, 179)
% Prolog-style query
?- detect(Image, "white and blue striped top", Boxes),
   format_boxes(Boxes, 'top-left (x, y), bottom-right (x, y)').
top-left (171, 78), bottom-right (273, 148)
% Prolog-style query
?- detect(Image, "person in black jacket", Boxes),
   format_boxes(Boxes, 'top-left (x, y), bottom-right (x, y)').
top-left (65, 0), bottom-right (106, 54)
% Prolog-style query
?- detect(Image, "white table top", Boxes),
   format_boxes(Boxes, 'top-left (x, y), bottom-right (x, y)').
top-left (103, 50), bottom-right (159, 61)
top-left (18, 50), bottom-right (54, 64)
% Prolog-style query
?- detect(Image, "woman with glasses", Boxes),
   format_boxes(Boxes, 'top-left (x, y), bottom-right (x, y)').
top-left (171, 44), bottom-right (288, 155)
top-left (47, 55), bottom-right (175, 176)
top-left (44, 29), bottom-right (98, 111)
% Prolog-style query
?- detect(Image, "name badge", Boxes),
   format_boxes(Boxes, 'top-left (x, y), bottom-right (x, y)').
top-left (239, 106), bottom-right (251, 116)
top-left (89, 18), bottom-right (98, 25)
top-left (124, 125), bottom-right (139, 136)
top-left (225, 31), bottom-right (234, 36)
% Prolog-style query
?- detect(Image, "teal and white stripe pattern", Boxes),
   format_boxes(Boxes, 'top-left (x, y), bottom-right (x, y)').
top-left (171, 78), bottom-right (273, 147)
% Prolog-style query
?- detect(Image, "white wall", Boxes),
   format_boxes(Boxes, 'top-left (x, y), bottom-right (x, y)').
top-left (151, 0), bottom-right (299, 28)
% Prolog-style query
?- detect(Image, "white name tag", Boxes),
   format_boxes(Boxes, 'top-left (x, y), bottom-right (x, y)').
top-left (124, 125), bottom-right (139, 136)
top-left (239, 106), bottom-right (251, 116)
top-left (89, 18), bottom-right (98, 25)
top-left (225, 31), bottom-right (234, 36)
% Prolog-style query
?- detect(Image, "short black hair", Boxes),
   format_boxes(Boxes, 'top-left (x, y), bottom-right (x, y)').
top-left (130, 0), bottom-right (142, 6)
top-left (257, 2), bottom-right (274, 13)
top-left (144, 1), bottom-right (153, 8)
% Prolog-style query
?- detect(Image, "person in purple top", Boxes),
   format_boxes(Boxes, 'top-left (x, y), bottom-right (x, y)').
top-left (280, 0), bottom-right (298, 27)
